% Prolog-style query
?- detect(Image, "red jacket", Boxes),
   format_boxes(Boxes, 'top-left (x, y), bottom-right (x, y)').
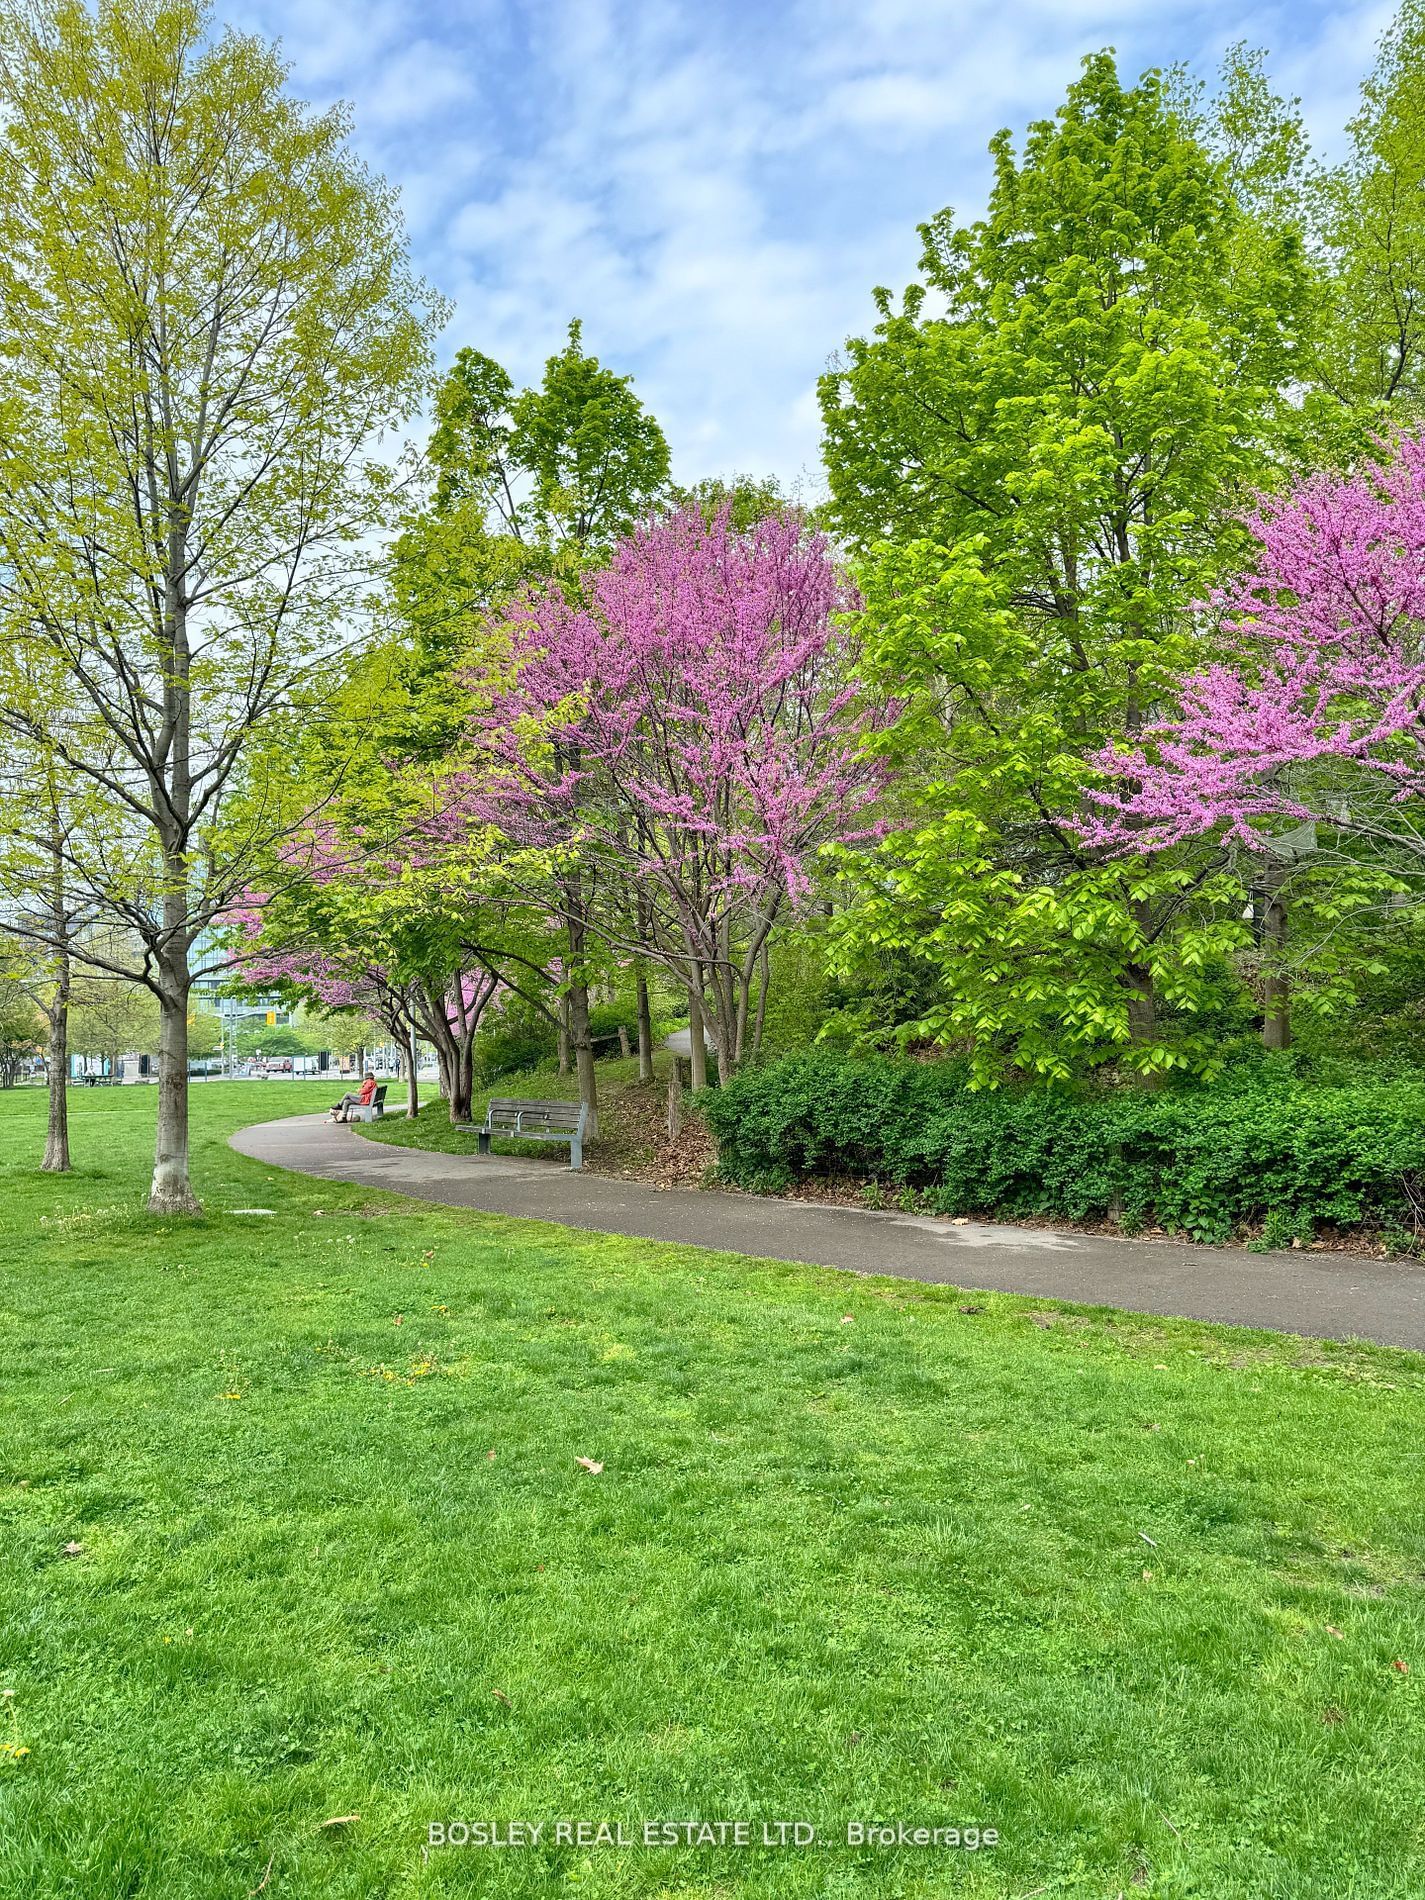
top-left (358, 1077), bottom-right (377, 1105)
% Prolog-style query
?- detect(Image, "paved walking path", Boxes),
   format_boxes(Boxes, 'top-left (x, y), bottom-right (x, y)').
top-left (230, 1112), bottom-right (1425, 1351)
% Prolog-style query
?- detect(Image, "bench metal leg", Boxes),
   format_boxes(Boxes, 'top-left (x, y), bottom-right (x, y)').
top-left (477, 1131), bottom-right (491, 1156)
top-left (570, 1133), bottom-right (583, 1171)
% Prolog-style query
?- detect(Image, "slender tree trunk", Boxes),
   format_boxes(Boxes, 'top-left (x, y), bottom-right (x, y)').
top-left (150, 957), bottom-right (198, 1213)
top-left (557, 995), bottom-right (571, 1076)
top-left (149, 520), bottom-right (200, 1212)
top-left (449, 1042), bottom-right (474, 1125)
top-left (1125, 966), bottom-right (1161, 1088)
top-left (569, 976), bottom-right (598, 1135)
top-left (1125, 891), bottom-right (1161, 1088)
top-left (406, 1021), bottom-right (421, 1117)
top-left (427, 1016), bottom-right (475, 1126)
top-left (42, 803), bottom-right (71, 1172)
top-left (42, 978), bottom-right (70, 1174)
top-left (751, 941), bottom-right (770, 1062)
top-left (700, 952), bottom-right (738, 1083)
top-left (563, 884), bottom-right (599, 1136)
top-left (617, 1023), bottom-right (631, 1059)
top-left (687, 965), bottom-right (708, 1092)
top-left (636, 969), bottom-right (654, 1083)
top-left (1262, 888), bottom-right (1291, 1051)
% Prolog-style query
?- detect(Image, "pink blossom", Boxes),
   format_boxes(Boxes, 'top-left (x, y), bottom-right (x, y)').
top-left (448, 504), bottom-right (890, 908)
top-left (1084, 433), bottom-right (1425, 854)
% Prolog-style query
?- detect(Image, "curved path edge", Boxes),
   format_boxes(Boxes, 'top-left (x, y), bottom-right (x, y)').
top-left (231, 1112), bottom-right (1425, 1351)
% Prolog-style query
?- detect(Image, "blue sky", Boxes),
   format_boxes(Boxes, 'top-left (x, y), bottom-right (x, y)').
top-left (228, 0), bottom-right (1394, 493)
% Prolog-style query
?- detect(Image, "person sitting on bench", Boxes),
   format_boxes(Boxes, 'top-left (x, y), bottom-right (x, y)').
top-left (330, 1072), bottom-right (377, 1124)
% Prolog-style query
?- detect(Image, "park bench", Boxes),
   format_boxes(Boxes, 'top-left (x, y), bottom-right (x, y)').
top-left (477, 1097), bottom-right (588, 1170)
top-left (352, 1084), bottom-right (388, 1123)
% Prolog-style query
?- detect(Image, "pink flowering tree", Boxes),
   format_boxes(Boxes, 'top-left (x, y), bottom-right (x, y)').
top-left (1085, 435), bottom-right (1425, 851)
top-left (452, 505), bottom-right (891, 1084)
top-left (229, 834), bottom-right (531, 1124)
top-left (1083, 435), bottom-right (1425, 1040)
top-left (233, 915), bottom-right (508, 1123)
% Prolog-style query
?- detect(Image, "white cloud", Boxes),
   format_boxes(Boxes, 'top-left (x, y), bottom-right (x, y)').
top-left (227, 0), bottom-right (1397, 487)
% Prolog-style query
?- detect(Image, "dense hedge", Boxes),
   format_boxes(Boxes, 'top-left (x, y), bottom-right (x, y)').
top-left (701, 1054), bottom-right (1425, 1244)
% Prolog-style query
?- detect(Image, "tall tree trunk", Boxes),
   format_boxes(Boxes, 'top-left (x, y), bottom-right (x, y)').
top-left (569, 976), bottom-right (598, 1135)
top-left (1262, 887), bottom-right (1291, 1051)
top-left (406, 1021), bottom-right (421, 1117)
top-left (149, 518), bottom-right (200, 1212)
top-left (150, 954), bottom-right (198, 1213)
top-left (557, 994), bottom-right (571, 1076)
top-left (687, 965), bottom-right (708, 1092)
top-left (426, 1013), bottom-right (475, 1126)
top-left (702, 953), bottom-right (738, 1084)
top-left (1125, 964), bottom-right (1161, 1088)
top-left (751, 941), bottom-right (770, 1062)
top-left (636, 968), bottom-right (654, 1083)
top-left (563, 884), bottom-right (599, 1136)
top-left (1125, 891), bottom-right (1161, 1088)
top-left (42, 970), bottom-right (70, 1174)
top-left (42, 804), bottom-right (72, 1172)
top-left (448, 1042), bottom-right (474, 1125)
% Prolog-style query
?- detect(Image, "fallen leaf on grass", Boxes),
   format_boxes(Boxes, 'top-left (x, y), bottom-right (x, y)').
top-left (575, 1457), bottom-right (604, 1475)
top-left (1325, 1625), bottom-right (1345, 1640)
top-left (320, 1814), bottom-right (359, 1829)
top-left (491, 1688), bottom-right (512, 1707)
top-left (1393, 1658), bottom-right (1410, 1674)
top-left (61, 1541), bottom-right (83, 1557)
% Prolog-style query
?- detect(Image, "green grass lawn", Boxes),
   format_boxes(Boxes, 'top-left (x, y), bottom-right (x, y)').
top-left (2, 1082), bottom-right (1424, 1897)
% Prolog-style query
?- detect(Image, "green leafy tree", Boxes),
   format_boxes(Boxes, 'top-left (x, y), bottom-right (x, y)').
top-left (429, 320), bottom-right (671, 556)
top-left (388, 322), bottom-right (672, 774)
top-left (1313, 0), bottom-right (1425, 416)
top-left (0, 973), bottom-right (41, 1086)
top-left (67, 977), bottom-right (161, 1072)
top-left (820, 52), bottom-right (1313, 1081)
top-left (0, 0), bottom-right (440, 1210)
top-left (390, 326), bottom-right (671, 1123)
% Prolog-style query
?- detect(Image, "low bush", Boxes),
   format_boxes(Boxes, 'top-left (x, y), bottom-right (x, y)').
top-left (702, 1054), bottom-right (1425, 1243)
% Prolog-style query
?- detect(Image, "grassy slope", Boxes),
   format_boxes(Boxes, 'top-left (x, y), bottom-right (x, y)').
top-left (0, 1082), bottom-right (1423, 1898)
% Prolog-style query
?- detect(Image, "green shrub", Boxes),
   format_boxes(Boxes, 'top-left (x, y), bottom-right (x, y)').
top-left (702, 1054), bottom-right (1425, 1243)
top-left (473, 999), bottom-right (558, 1084)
